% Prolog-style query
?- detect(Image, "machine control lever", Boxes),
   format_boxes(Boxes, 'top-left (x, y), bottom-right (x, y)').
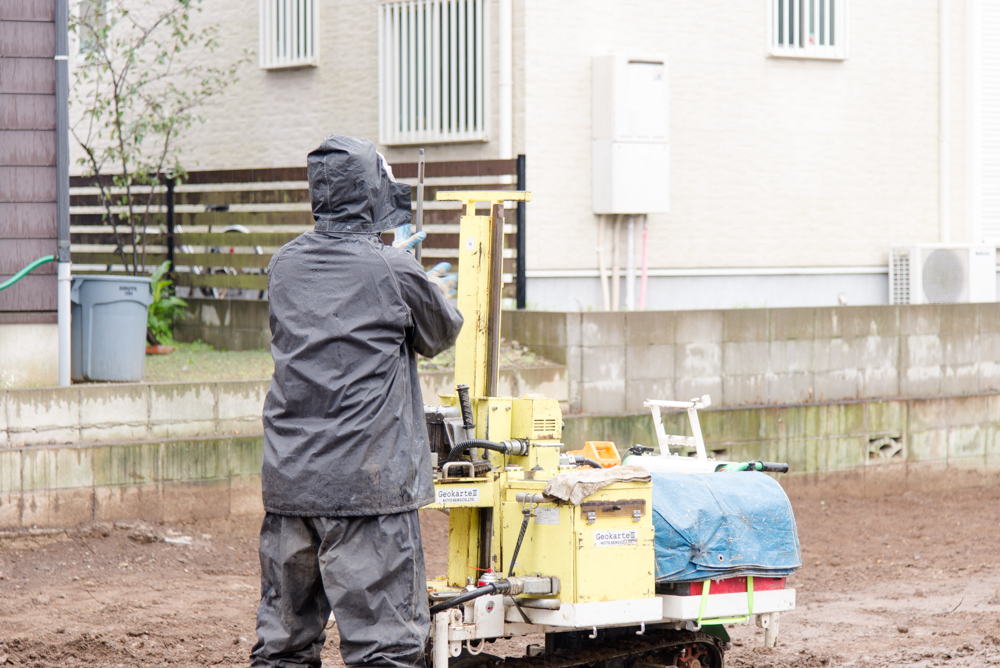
top-left (456, 384), bottom-right (475, 432)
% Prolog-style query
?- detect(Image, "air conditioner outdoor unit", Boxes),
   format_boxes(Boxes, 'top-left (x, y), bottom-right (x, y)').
top-left (889, 244), bottom-right (997, 305)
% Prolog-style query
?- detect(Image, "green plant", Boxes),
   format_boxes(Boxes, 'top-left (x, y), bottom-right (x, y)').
top-left (147, 261), bottom-right (188, 344)
top-left (69, 0), bottom-right (248, 275)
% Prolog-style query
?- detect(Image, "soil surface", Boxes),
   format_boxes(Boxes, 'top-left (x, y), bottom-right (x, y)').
top-left (1, 486), bottom-right (999, 667)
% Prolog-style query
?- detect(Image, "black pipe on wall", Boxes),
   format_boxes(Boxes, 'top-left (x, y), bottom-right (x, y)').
top-left (516, 154), bottom-right (526, 309)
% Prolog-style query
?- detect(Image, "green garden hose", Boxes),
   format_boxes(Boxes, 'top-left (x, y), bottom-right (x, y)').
top-left (0, 255), bottom-right (55, 291)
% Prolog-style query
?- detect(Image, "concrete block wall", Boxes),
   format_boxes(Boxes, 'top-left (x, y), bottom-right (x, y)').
top-left (0, 380), bottom-right (268, 447)
top-left (0, 365), bottom-right (568, 529)
top-left (562, 393), bottom-right (1000, 498)
top-left (0, 435), bottom-right (264, 528)
top-left (0, 366), bottom-right (569, 448)
top-left (0, 324), bottom-right (59, 389)
top-left (503, 304), bottom-right (1000, 414)
top-left (6, 390), bottom-right (1000, 529)
top-left (419, 366), bottom-right (568, 408)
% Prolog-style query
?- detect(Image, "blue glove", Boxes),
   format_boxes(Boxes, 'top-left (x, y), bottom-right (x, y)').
top-left (392, 224), bottom-right (426, 251)
top-left (426, 262), bottom-right (458, 298)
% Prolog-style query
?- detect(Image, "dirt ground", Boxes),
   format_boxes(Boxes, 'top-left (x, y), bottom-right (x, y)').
top-left (1, 485), bottom-right (999, 667)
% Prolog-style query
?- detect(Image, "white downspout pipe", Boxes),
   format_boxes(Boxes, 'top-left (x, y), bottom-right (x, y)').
top-left (597, 215), bottom-right (610, 311)
top-left (56, 0), bottom-right (72, 386)
top-left (498, 0), bottom-right (513, 159)
top-left (940, 0), bottom-right (951, 242)
top-left (58, 263), bottom-right (71, 386)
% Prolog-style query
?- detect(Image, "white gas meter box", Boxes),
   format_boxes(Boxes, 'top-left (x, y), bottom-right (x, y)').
top-left (889, 244), bottom-right (997, 304)
top-left (592, 53), bottom-right (669, 214)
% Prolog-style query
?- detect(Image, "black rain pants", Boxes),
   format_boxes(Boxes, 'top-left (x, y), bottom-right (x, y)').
top-left (251, 511), bottom-right (429, 668)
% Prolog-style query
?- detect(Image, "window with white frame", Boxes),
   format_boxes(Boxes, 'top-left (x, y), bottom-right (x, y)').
top-left (769, 0), bottom-right (848, 60)
top-left (378, 0), bottom-right (489, 145)
top-left (259, 0), bottom-right (317, 69)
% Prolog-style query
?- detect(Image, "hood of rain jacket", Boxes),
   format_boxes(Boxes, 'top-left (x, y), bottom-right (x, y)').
top-left (307, 134), bottom-right (412, 234)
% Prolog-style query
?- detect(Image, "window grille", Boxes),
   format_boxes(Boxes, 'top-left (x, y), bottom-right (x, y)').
top-left (769, 0), bottom-right (848, 60)
top-left (259, 0), bottom-right (317, 69)
top-left (378, 0), bottom-right (489, 145)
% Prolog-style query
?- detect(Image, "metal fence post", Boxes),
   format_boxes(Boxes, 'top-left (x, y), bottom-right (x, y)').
top-left (516, 154), bottom-right (526, 309)
top-left (166, 177), bottom-right (175, 277)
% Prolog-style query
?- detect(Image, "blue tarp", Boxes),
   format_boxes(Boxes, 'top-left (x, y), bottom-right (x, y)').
top-left (650, 472), bottom-right (801, 583)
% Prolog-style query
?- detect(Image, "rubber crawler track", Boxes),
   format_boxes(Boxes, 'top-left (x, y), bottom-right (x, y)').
top-left (449, 630), bottom-right (726, 668)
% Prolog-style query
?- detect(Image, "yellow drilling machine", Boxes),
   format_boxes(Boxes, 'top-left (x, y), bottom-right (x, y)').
top-left (423, 191), bottom-right (800, 668)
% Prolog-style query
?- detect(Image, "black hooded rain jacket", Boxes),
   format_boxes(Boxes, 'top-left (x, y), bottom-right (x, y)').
top-left (261, 135), bottom-right (463, 517)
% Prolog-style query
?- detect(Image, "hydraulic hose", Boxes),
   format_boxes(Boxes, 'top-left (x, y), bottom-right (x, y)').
top-left (715, 461), bottom-right (790, 473)
top-left (507, 508), bottom-right (531, 578)
top-left (429, 581), bottom-right (511, 615)
top-left (574, 456), bottom-right (604, 469)
top-left (0, 255), bottom-right (55, 291)
top-left (444, 438), bottom-right (527, 464)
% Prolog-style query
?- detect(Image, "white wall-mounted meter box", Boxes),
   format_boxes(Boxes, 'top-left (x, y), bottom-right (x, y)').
top-left (592, 53), bottom-right (669, 214)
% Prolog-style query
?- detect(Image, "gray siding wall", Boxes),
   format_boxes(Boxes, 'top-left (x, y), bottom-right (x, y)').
top-left (0, 0), bottom-right (57, 323)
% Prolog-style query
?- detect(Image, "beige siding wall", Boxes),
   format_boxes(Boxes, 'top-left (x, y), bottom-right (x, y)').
top-left (524, 0), bottom-right (967, 272)
top-left (173, 0), bottom-right (516, 170)
top-left (76, 1), bottom-right (969, 275)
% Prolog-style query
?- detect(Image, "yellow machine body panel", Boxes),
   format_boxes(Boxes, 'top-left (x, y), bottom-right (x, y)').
top-left (500, 497), bottom-right (578, 600)
top-left (510, 395), bottom-right (562, 441)
top-left (478, 397), bottom-right (513, 442)
top-left (500, 480), bottom-right (654, 604)
top-left (575, 523), bottom-right (655, 602)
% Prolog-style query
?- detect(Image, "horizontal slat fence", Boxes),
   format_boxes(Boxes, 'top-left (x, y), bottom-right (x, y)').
top-left (69, 158), bottom-right (524, 300)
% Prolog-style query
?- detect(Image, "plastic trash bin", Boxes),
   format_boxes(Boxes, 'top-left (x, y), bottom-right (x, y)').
top-left (71, 275), bottom-right (153, 382)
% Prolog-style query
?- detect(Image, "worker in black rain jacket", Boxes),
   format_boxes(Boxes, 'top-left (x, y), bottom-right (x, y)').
top-left (251, 135), bottom-right (463, 668)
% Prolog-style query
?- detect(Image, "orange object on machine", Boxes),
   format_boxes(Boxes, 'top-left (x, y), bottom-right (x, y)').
top-left (566, 441), bottom-right (622, 468)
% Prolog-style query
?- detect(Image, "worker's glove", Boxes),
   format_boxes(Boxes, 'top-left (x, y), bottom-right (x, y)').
top-left (392, 224), bottom-right (426, 252)
top-left (426, 262), bottom-right (458, 299)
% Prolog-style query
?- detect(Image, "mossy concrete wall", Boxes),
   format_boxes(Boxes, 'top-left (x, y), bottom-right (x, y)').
top-left (503, 304), bottom-right (1000, 414)
top-left (563, 392), bottom-right (1000, 497)
top-left (4, 391), bottom-right (999, 529)
top-left (0, 435), bottom-right (264, 528)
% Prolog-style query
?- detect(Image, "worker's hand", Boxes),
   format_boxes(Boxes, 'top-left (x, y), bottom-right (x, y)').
top-left (392, 224), bottom-right (426, 251)
top-left (426, 262), bottom-right (458, 299)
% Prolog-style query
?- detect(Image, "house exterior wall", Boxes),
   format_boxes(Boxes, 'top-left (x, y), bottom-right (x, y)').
top-left (1, 0), bottom-right (59, 388)
top-left (75, 0), bottom-right (976, 309)
top-left (523, 1), bottom-right (966, 274)
top-left (171, 0), bottom-right (520, 171)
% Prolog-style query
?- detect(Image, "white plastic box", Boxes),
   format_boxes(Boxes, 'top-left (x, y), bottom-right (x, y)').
top-left (592, 53), bottom-right (670, 214)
